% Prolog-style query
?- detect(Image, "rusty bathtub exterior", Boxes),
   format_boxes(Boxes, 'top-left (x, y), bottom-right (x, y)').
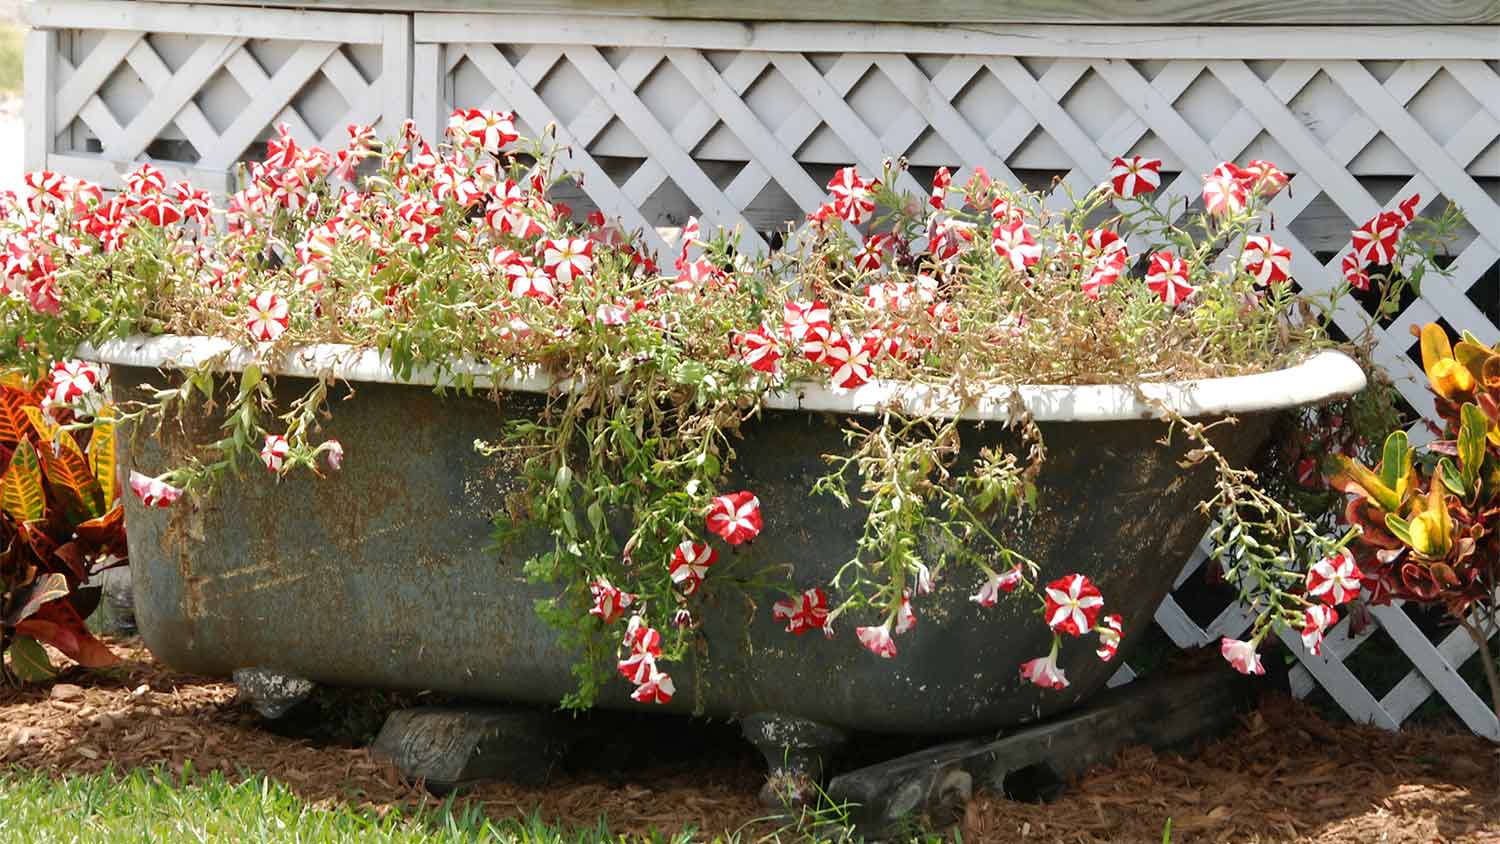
top-left (92, 337), bottom-right (1366, 735)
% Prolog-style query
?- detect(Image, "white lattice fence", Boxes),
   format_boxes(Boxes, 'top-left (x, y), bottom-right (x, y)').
top-left (23, 0), bottom-right (411, 195)
top-left (418, 14), bottom-right (1500, 740)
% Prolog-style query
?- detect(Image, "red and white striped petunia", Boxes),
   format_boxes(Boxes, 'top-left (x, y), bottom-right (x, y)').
top-left (1220, 637), bottom-right (1265, 675)
top-left (137, 195), bottom-right (183, 227)
top-left (1241, 159), bottom-right (1288, 197)
top-left (991, 218), bottom-right (1041, 273)
top-left (124, 163), bottom-right (167, 195)
top-left (260, 434), bottom-right (290, 473)
top-left (1306, 550), bottom-right (1363, 605)
top-left (782, 300), bottom-right (832, 343)
top-left (824, 333), bottom-right (878, 390)
top-left (173, 182), bottom-right (213, 223)
top-left (129, 471), bottom-right (182, 508)
top-left (927, 215), bottom-right (976, 263)
top-left (49, 360), bottom-right (103, 403)
top-left (630, 666), bottom-right (675, 704)
top-left (324, 439), bottom-right (344, 472)
top-left (1397, 193), bottom-right (1422, 225)
top-left (542, 238), bottom-right (594, 284)
top-left (772, 588), bottom-right (831, 636)
top-left (1301, 604), bottom-right (1338, 656)
top-left (1146, 251), bottom-right (1195, 306)
top-left (970, 564), bottom-right (1024, 607)
top-left (507, 262), bottom-right (557, 302)
top-left (588, 577), bottom-right (635, 624)
top-left (1341, 252), bottom-right (1370, 291)
top-left (1095, 614), bottom-right (1123, 662)
top-left (894, 591), bottom-right (917, 635)
top-left (594, 302), bottom-right (632, 326)
top-left (1084, 227), bottom-right (1126, 259)
top-left (1241, 235), bottom-right (1292, 286)
top-left (23, 171), bottom-right (65, 212)
top-left (1202, 166), bottom-right (1248, 217)
top-left (706, 491), bottom-right (762, 545)
top-left (668, 540), bottom-right (718, 595)
top-left (1020, 650), bottom-right (1069, 690)
top-left (449, 108), bottom-right (519, 154)
top-left (617, 615), bottom-right (663, 683)
top-left (826, 166), bottom-right (876, 224)
top-left (1108, 156), bottom-right (1161, 198)
top-left (1083, 250), bottom-right (1127, 301)
top-left (1351, 211), bottom-right (1403, 265)
top-left (929, 166), bottom-right (952, 209)
top-left (736, 325), bottom-right (782, 374)
top-left (1043, 574), bottom-right (1104, 637)
top-left (856, 623), bottom-right (897, 659)
top-left (854, 233), bottom-right (892, 274)
top-left (246, 290), bottom-right (290, 342)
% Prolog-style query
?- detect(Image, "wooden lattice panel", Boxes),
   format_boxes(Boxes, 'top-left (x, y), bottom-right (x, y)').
top-left (24, 0), bottom-right (411, 194)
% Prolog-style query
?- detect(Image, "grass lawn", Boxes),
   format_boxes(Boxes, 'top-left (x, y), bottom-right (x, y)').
top-left (0, 767), bottom-right (774, 844)
top-left (0, 23), bottom-right (20, 94)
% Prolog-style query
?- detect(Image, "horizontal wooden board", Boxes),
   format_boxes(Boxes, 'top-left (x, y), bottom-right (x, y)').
top-left (99, 0), bottom-right (1500, 25)
top-left (411, 16), bottom-right (1500, 60)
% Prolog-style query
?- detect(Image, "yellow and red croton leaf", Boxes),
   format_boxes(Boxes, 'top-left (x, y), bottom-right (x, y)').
top-left (22, 405), bottom-right (105, 517)
top-left (0, 440), bottom-right (47, 523)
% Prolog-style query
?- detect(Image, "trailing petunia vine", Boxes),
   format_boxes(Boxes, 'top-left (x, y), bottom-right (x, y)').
top-left (0, 109), bottom-right (1464, 708)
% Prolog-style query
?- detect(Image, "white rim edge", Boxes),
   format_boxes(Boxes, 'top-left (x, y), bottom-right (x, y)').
top-left (78, 334), bottom-right (1368, 423)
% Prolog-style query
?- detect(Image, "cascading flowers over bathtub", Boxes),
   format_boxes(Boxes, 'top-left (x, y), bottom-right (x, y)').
top-left (0, 109), bottom-right (1462, 704)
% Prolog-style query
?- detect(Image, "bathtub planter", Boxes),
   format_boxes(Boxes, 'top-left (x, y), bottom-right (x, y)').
top-left (87, 335), bottom-right (1365, 737)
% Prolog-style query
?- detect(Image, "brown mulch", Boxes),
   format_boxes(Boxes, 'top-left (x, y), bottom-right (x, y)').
top-left (2, 640), bottom-right (1498, 843)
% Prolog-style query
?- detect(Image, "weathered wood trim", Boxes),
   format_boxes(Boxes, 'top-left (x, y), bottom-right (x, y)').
top-left (22, 28), bottom-right (57, 173)
top-left (412, 15), bottom-right (1500, 60)
top-left (89, 0), bottom-right (1500, 26)
top-left (22, 0), bottom-right (392, 43)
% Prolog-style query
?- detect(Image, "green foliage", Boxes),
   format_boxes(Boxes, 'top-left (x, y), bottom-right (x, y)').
top-left (0, 24), bottom-right (21, 95)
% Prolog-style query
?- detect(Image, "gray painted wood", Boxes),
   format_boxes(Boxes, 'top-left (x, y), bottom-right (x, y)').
top-left (826, 667), bottom-right (1254, 834)
top-left (115, 0), bottom-right (1500, 25)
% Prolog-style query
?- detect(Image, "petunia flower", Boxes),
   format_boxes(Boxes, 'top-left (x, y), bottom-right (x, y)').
top-left (1241, 235), bottom-right (1292, 286)
top-left (1301, 604), bottom-right (1338, 656)
top-left (772, 588), bottom-right (830, 635)
top-left (668, 540), bottom-right (718, 595)
top-left (1043, 574), bottom-right (1104, 637)
top-left (705, 491), bottom-right (762, 545)
top-left (1306, 550), bottom-right (1363, 605)
top-left (1220, 637), bottom-right (1265, 675)
top-left (260, 434), bottom-right (289, 472)
top-left (588, 577), bottom-right (635, 624)
top-left (1107, 156), bottom-right (1161, 198)
top-left (1020, 646), bottom-right (1069, 690)
top-left (856, 623), bottom-right (897, 659)
top-left (1145, 251), bottom-right (1195, 307)
top-left (246, 290), bottom-right (290, 342)
top-left (129, 471), bottom-right (181, 508)
top-left (1095, 614), bottom-right (1124, 662)
top-left (991, 218), bottom-right (1041, 273)
top-left (630, 666), bottom-right (675, 704)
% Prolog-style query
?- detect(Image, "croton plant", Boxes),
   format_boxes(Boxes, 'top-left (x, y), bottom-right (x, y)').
top-left (0, 362), bottom-right (125, 682)
top-left (1331, 323), bottom-right (1500, 717)
top-left (0, 109), bottom-right (1471, 708)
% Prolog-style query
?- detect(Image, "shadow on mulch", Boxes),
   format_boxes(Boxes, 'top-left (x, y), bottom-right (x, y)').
top-left (3, 640), bottom-right (1499, 843)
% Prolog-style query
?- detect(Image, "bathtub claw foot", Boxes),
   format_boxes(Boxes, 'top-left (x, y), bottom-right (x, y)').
top-left (233, 667), bottom-right (315, 720)
top-left (740, 713), bottom-right (848, 808)
top-left (372, 706), bottom-right (578, 794)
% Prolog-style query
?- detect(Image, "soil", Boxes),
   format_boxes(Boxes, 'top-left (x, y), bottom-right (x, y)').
top-left (2, 640), bottom-right (1497, 843)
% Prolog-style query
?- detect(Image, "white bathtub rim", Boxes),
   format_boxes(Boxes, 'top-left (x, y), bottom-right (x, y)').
top-left (79, 334), bottom-right (1369, 423)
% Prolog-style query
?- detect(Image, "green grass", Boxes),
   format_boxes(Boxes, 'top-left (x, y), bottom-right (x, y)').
top-left (0, 767), bottom-right (741, 844)
top-left (0, 766), bottom-right (928, 844)
top-left (0, 24), bottom-right (20, 94)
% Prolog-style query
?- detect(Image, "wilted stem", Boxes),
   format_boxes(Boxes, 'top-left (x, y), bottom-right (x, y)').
top-left (1458, 613), bottom-right (1500, 730)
